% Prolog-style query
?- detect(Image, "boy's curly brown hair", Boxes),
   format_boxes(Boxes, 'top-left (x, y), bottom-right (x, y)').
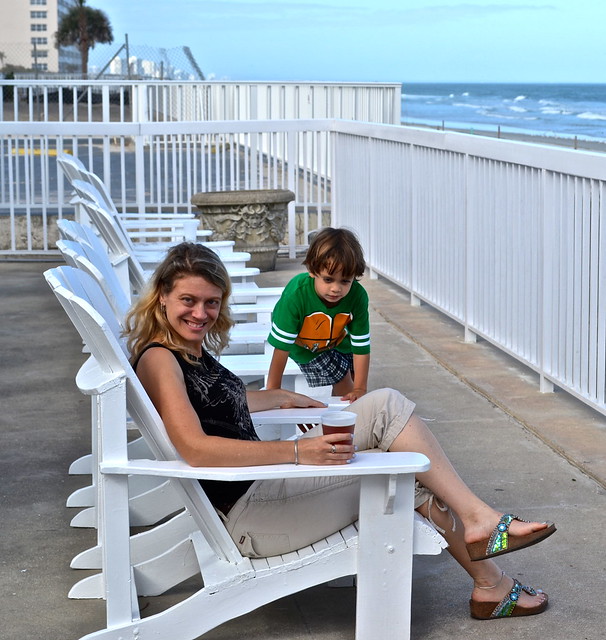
top-left (303, 227), bottom-right (366, 278)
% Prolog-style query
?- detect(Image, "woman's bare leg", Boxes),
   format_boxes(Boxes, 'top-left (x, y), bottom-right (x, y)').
top-left (391, 414), bottom-right (549, 545)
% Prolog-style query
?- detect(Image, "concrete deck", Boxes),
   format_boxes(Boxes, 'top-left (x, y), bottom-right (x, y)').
top-left (2, 258), bottom-right (605, 640)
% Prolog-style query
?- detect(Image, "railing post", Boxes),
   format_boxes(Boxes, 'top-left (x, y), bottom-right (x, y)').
top-left (392, 85), bottom-right (401, 125)
top-left (367, 136), bottom-right (375, 278)
top-left (249, 84), bottom-right (258, 120)
top-left (135, 133), bottom-right (146, 214)
top-left (102, 85), bottom-right (112, 190)
top-left (132, 83), bottom-right (149, 123)
top-left (287, 129), bottom-right (297, 258)
top-left (464, 328), bottom-right (477, 343)
top-left (463, 153), bottom-right (476, 343)
top-left (410, 145), bottom-right (419, 305)
top-left (540, 167), bottom-right (555, 393)
top-left (7, 137), bottom-right (16, 251)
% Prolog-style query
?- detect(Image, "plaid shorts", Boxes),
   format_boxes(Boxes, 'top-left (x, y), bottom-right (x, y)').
top-left (298, 350), bottom-right (354, 387)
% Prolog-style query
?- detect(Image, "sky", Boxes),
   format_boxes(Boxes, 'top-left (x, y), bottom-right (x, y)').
top-left (89, 0), bottom-right (606, 84)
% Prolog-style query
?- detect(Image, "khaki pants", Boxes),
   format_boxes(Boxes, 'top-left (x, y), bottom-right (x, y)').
top-left (223, 388), bottom-right (431, 558)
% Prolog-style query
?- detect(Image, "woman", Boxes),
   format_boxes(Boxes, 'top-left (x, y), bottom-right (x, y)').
top-left (124, 242), bottom-right (556, 620)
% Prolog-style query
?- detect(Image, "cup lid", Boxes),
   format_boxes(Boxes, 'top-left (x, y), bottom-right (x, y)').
top-left (320, 410), bottom-right (357, 426)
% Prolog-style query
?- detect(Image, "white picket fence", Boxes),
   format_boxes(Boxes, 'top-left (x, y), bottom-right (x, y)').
top-left (1, 101), bottom-right (606, 417)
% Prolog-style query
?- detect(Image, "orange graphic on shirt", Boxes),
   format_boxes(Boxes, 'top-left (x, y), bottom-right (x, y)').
top-left (295, 311), bottom-right (352, 353)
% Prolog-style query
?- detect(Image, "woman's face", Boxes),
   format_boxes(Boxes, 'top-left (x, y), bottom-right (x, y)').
top-left (159, 275), bottom-right (223, 355)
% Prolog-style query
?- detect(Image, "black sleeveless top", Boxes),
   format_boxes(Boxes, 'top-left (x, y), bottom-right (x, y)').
top-left (133, 343), bottom-right (259, 512)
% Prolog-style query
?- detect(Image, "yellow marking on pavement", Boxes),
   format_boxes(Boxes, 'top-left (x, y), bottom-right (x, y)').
top-left (10, 148), bottom-right (64, 156)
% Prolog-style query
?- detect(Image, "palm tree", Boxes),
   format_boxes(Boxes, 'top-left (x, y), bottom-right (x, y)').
top-left (55, 0), bottom-right (113, 77)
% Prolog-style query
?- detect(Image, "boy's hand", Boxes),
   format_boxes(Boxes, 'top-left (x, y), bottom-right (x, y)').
top-left (341, 387), bottom-right (367, 402)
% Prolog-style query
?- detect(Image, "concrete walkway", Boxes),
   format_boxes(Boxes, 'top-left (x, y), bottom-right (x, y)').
top-left (1, 258), bottom-right (605, 640)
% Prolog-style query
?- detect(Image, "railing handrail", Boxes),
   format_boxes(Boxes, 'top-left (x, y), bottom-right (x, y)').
top-left (4, 116), bottom-right (606, 175)
top-left (0, 79), bottom-right (402, 87)
top-left (329, 119), bottom-right (606, 179)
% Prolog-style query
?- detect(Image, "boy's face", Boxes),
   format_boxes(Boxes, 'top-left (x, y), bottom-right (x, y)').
top-left (311, 268), bottom-right (354, 307)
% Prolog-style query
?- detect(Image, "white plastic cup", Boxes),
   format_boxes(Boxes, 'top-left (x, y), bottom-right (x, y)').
top-left (321, 410), bottom-right (356, 444)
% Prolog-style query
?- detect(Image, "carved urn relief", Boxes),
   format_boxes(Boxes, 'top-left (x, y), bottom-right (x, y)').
top-left (190, 189), bottom-right (295, 271)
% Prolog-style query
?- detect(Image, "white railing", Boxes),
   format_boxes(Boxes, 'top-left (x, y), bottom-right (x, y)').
top-left (0, 80), bottom-right (402, 124)
top-left (1, 114), bottom-right (606, 417)
top-left (0, 119), bottom-right (333, 255)
top-left (330, 121), bottom-right (606, 416)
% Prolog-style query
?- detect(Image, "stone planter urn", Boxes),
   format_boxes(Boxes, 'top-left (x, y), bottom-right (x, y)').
top-left (190, 189), bottom-right (295, 271)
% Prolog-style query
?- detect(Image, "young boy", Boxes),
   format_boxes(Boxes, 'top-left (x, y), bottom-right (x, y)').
top-left (266, 227), bottom-right (370, 401)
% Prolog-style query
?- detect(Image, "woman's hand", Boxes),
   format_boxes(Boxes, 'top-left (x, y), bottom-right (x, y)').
top-left (246, 388), bottom-right (326, 413)
top-left (296, 433), bottom-right (355, 465)
top-left (278, 390), bottom-right (326, 409)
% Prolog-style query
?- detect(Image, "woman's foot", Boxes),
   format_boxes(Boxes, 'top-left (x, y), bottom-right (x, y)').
top-left (464, 512), bottom-right (549, 546)
top-left (464, 513), bottom-right (556, 561)
top-left (470, 573), bottom-right (548, 619)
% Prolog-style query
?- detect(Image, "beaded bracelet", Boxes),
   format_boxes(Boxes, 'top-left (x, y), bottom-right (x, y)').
top-left (293, 438), bottom-right (299, 465)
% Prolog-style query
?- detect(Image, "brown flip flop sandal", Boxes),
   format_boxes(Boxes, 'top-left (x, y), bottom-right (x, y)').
top-left (466, 513), bottom-right (556, 561)
top-left (470, 578), bottom-right (548, 619)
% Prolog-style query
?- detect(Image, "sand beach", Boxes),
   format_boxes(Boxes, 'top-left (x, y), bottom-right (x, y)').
top-left (406, 120), bottom-right (606, 153)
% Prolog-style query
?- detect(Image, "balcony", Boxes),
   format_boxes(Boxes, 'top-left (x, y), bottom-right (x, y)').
top-left (0, 80), bottom-right (605, 639)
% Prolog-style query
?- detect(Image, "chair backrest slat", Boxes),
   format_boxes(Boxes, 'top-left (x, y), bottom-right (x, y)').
top-left (57, 152), bottom-right (117, 212)
top-left (72, 193), bottom-right (148, 293)
top-left (56, 238), bottom-right (131, 320)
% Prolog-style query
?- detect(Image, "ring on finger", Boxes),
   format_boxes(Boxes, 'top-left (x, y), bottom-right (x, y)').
top-left (331, 444), bottom-right (337, 454)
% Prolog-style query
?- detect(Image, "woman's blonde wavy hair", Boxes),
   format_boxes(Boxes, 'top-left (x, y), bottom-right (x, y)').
top-left (124, 242), bottom-right (234, 363)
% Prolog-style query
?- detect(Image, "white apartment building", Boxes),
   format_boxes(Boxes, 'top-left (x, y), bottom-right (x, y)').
top-left (0, 0), bottom-right (79, 73)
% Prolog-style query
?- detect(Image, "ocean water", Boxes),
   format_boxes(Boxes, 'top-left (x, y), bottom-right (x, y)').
top-left (401, 83), bottom-right (606, 141)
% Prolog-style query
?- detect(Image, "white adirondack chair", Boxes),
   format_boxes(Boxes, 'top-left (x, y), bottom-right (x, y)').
top-left (57, 152), bottom-right (211, 241)
top-left (67, 176), bottom-right (252, 268)
top-left (44, 266), bottom-right (446, 640)
top-left (43, 259), bottom-right (296, 531)
top-left (54, 233), bottom-right (299, 386)
top-left (56, 154), bottom-right (288, 303)
top-left (43, 265), bottom-right (186, 536)
top-left (56, 219), bottom-right (281, 327)
top-left (69, 179), bottom-right (252, 266)
top-left (76, 189), bottom-right (262, 291)
top-left (45, 268), bottom-right (445, 600)
top-left (43, 263), bottom-right (312, 544)
top-left (57, 155), bottom-right (288, 295)
top-left (56, 217), bottom-right (139, 300)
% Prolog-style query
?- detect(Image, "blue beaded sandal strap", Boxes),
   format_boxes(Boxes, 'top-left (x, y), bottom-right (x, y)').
top-left (485, 513), bottom-right (529, 556)
top-left (491, 579), bottom-right (538, 618)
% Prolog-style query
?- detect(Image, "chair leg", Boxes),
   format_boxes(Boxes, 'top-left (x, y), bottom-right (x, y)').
top-left (355, 474), bottom-right (416, 640)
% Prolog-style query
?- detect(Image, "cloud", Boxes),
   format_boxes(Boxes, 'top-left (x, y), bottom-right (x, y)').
top-left (403, 3), bottom-right (557, 22)
top-left (188, 1), bottom-right (556, 30)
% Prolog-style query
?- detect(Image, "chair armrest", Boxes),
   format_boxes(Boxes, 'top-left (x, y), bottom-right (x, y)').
top-left (76, 355), bottom-right (125, 395)
top-left (100, 451), bottom-right (430, 481)
top-left (119, 213), bottom-right (196, 220)
top-left (250, 401), bottom-right (349, 425)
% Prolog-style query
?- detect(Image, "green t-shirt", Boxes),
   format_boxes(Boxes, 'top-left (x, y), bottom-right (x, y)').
top-left (267, 272), bottom-right (370, 364)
